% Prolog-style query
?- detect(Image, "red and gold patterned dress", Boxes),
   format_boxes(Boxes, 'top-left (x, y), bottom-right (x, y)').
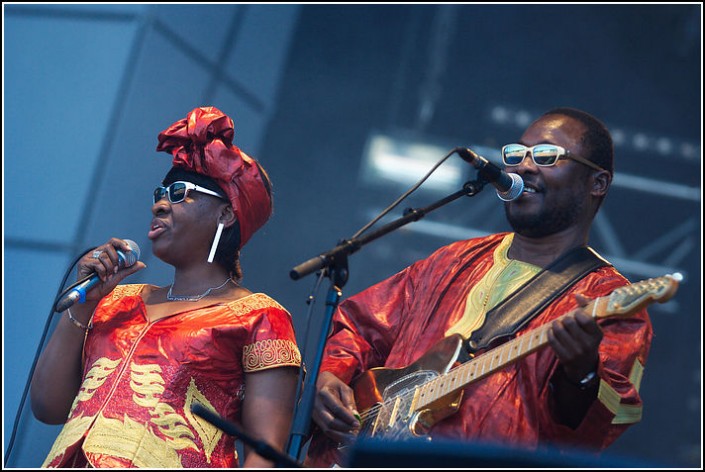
top-left (306, 233), bottom-right (653, 467)
top-left (42, 285), bottom-right (301, 468)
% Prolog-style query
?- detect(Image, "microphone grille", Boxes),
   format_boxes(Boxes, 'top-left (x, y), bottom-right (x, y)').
top-left (497, 173), bottom-right (524, 202)
top-left (120, 239), bottom-right (141, 267)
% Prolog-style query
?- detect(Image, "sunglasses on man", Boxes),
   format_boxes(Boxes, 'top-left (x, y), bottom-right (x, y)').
top-left (501, 144), bottom-right (605, 172)
top-left (153, 181), bottom-right (224, 204)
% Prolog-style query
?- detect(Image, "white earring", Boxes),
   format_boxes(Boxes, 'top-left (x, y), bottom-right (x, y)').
top-left (208, 222), bottom-right (225, 263)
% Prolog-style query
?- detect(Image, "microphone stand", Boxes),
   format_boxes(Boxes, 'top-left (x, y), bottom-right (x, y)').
top-left (286, 177), bottom-right (488, 462)
top-left (190, 403), bottom-right (302, 468)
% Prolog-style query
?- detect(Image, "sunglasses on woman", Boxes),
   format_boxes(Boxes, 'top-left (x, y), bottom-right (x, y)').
top-left (153, 181), bottom-right (224, 204)
top-left (501, 143), bottom-right (605, 172)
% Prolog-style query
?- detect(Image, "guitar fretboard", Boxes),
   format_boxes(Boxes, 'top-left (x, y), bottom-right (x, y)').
top-left (414, 297), bottom-right (604, 410)
top-left (415, 321), bottom-right (543, 409)
top-left (412, 273), bottom-right (678, 411)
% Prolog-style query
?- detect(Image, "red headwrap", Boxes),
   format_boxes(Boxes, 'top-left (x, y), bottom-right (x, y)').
top-left (156, 106), bottom-right (273, 249)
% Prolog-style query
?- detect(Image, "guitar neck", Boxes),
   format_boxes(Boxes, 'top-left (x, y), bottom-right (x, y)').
top-left (414, 297), bottom-right (604, 410)
top-left (400, 273), bottom-right (678, 416)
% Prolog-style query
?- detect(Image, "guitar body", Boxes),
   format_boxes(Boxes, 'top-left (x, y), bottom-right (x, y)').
top-left (351, 334), bottom-right (465, 439)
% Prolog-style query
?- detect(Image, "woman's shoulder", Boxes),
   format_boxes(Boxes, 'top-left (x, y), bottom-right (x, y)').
top-left (223, 292), bottom-right (290, 316)
top-left (108, 283), bottom-right (149, 300)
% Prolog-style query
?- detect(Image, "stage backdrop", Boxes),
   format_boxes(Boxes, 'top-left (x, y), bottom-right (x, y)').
top-left (3, 4), bottom-right (701, 468)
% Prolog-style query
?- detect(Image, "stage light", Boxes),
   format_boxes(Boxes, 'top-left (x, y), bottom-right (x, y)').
top-left (361, 132), bottom-right (464, 192)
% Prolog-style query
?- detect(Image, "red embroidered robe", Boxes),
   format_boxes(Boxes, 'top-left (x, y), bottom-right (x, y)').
top-left (43, 286), bottom-right (301, 468)
top-left (306, 233), bottom-right (653, 467)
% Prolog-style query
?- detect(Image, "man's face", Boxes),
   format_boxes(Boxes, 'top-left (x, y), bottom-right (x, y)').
top-left (503, 114), bottom-right (592, 238)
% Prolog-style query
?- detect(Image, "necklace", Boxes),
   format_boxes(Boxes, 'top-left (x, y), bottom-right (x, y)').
top-left (166, 277), bottom-right (234, 302)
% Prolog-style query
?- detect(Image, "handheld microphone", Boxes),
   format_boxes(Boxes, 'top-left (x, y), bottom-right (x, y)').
top-left (55, 239), bottom-right (141, 312)
top-left (455, 147), bottom-right (524, 201)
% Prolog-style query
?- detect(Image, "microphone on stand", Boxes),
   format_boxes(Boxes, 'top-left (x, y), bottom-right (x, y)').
top-left (455, 147), bottom-right (524, 201)
top-left (55, 239), bottom-right (141, 312)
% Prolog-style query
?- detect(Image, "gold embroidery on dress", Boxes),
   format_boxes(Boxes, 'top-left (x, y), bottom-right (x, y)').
top-left (243, 339), bottom-right (302, 372)
top-left (110, 284), bottom-right (145, 300)
top-left (129, 362), bottom-right (198, 453)
top-left (42, 415), bottom-right (96, 467)
top-left (225, 293), bottom-right (288, 316)
top-left (74, 361), bottom-right (203, 467)
top-left (78, 362), bottom-right (211, 467)
top-left (445, 234), bottom-right (541, 338)
top-left (75, 357), bottom-right (122, 404)
top-left (130, 363), bottom-right (165, 409)
top-left (184, 378), bottom-right (223, 463)
top-left (44, 356), bottom-right (228, 467)
top-left (42, 357), bottom-right (122, 467)
top-left (83, 413), bottom-right (183, 468)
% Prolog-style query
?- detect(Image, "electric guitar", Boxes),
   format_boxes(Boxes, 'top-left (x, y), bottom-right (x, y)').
top-left (348, 273), bottom-right (681, 442)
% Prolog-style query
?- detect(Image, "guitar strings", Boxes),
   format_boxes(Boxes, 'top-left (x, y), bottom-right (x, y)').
top-left (356, 338), bottom-right (518, 423)
top-left (356, 276), bottom-right (670, 426)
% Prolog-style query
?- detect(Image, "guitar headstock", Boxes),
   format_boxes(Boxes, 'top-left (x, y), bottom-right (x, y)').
top-left (606, 273), bottom-right (682, 316)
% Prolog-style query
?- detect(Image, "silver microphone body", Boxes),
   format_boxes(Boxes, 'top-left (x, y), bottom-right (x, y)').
top-left (55, 239), bottom-right (140, 312)
top-left (455, 147), bottom-right (524, 201)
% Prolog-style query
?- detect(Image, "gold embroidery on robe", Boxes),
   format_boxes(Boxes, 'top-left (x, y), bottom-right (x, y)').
top-left (226, 292), bottom-right (288, 315)
top-left (446, 233), bottom-right (541, 338)
top-left (629, 358), bottom-right (644, 391)
top-left (129, 362), bottom-right (198, 452)
top-left (184, 378), bottom-right (224, 463)
top-left (83, 413), bottom-right (184, 468)
top-left (45, 358), bottom-right (214, 468)
top-left (243, 339), bottom-right (302, 372)
top-left (41, 357), bottom-right (122, 467)
top-left (41, 415), bottom-right (96, 467)
top-left (110, 284), bottom-right (145, 300)
top-left (597, 377), bottom-right (643, 425)
top-left (130, 362), bottom-right (165, 408)
top-left (75, 357), bottom-right (122, 404)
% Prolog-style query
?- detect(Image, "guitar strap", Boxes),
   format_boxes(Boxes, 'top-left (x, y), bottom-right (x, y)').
top-left (465, 245), bottom-right (610, 355)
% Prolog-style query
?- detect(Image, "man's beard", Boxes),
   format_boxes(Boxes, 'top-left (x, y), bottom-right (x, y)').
top-left (504, 197), bottom-right (585, 238)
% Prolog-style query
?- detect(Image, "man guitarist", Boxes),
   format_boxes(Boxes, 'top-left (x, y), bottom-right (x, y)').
top-left (305, 107), bottom-right (653, 467)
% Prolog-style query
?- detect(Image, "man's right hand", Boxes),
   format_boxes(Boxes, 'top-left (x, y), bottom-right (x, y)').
top-left (311, 371), bottom-right (361, 445)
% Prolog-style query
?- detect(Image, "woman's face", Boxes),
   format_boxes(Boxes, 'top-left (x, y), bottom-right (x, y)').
top-left (149, 182), bottom-right (227, 267)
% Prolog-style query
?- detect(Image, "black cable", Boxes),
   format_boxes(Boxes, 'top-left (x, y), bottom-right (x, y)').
top-left (52, 273), bottom-right (94, 313)
top-left (351, 147), bottom-right (457, 239)
top-left (286, 148), bottom-right (459, 455)
top-left (3, 246), bottom-right (96, 467)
